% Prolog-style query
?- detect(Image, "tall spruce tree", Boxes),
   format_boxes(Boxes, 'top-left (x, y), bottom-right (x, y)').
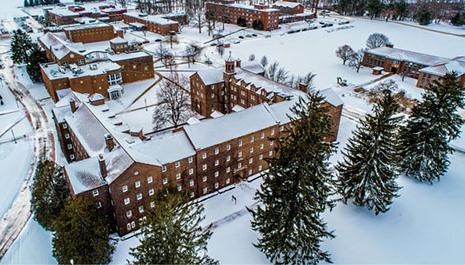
top-left (53, 197), bottom-right (114, 264)
top-left (130, 191), bottom-right (217, 265)
top-left (400, 73), bottom-right (464, 183)
top-left (249, 94), bottom-right (336, 264)
top-left (10, 30), bottom-right (32, 64)
top-left (31, 160), bottom-right (69, 230)
top-left (26, 43), bottom-right (48, 82)
top-left (336, 90), bottom-right (402, 214)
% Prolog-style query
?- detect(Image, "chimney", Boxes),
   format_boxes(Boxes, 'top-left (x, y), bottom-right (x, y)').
top-left (98, 154), bottom-right (107, 178)
top-left (105, 133), bottom-right (114, 151)
top-left (299, 83), bottom-right (308, 93)
top-left (224, 51), bottom-right (235, 74)
top-left (385, 43), bottom-right (394, 48)
top-left (69, 98), bottom-right (77, 113)
top-left (236, 59), bottom-right (241, 68)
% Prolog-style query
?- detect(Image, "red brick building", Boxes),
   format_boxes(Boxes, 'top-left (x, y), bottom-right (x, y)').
top-left (122, 12), bottom-right (181, 35)
top-left (46, 5), bottom-right (126, 25)
top-left (53, 56), bottom-right (343, 235)
top-left (362, 46), bottom-right (465, 89)
top-left (63, 22), bottom-right (120, 43)
top-left (206, 0), bottom-right (280, 31)
top-left (41, 51), bottom-right (154, 102)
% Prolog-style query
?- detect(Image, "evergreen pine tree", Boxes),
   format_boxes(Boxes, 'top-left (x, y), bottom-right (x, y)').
top-left (10, 30), bottom-right (32, 64)
top-left (249, 93), bottom-right (336, 264)
top-left (336, 90), bottom-right (402, 214)
top-left (26, 43), bottom-right (48, 82)
top-left (400, 73), bottom-right (464, 183)
top-left (31, 160), bottom-right (69, 230)
top-left (130, 191), bottom-right (217, 265)
top-left (53, 197), bottom-right (114, 264)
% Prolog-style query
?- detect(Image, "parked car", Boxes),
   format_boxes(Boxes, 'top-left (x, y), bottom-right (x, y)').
top-left (238, 35), bottom-right (244, 39)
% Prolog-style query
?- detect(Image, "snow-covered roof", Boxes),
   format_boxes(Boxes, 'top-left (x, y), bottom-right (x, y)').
top-left (320, 88), bottom-right (344, 107)
top-left (124, 11), bottom-right (179, 26)
top-left (48, 7), bottom-right (80, 17)
top-left (420, 58), bottom-right (465, 77)
top-left (196, 68), bottom-right (224, 86)
top-left (242, 62), bottom-right (265, 75)
top-left (108, 51), bottom-right (151, 62)
top-left (65, 104), bottom-right (110, 157)
top-left (234, 67), bottom-right (305, 98)
top-left (228, 3), bottom-right (279, 13)
top-left (184, 103), bottom-right (281, 150)
top-left (273, 1), bottom-right (303, 9)
top-left (126, 130), bottom-right (196, 165)
top-left (41, 61), bottom-right (121, 81)
top-left (110, 36), bottom-right (128, 44)
top-left (65, 147), bottom-right (133, 193)
top-left (63, 22), bottom-right (113, 31)
top-left (366, 47), bottom-right (450, 66)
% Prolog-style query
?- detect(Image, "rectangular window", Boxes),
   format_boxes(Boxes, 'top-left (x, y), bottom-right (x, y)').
top-left (92, 189), bottom-right (99, 197)
top-left (226, 178), bottom-right (231, 185)
top-left (202, 152), bottom-right (207, 159)
top-left (175, 161), bottom-right (180, 168)
top-left (250, 136), bottom-right (254, 143)
top-left (188, 157), bottom-right (193, 163)
top-left (250, 147), bottom-right (254, 154)
top-left (226, 167), bottom-right (230, 173)
top-left (150, 201), bottom-right (155, 208)
top-left (202, 176), bottom-right (207, 182)
top-left (189, 179), bottom-right (194, 187)
top-left (126, 210), bottom-right (132, 218)
top-left (227, 144), bottom-right (231, 151)
top-left (177, 185), bottom-right (182, 191)
top-left (269, 151), bottom-right (273, 157)
top-left (238, 151), bottom-right (242, 158)
top-left (189, 168), bottom-right (194, 175)
top-left (162, 165), bottom-right (167, 172)
top-left (136, 193), bottom-right (143, 200)
top-left (260, 144), bottom-right (264, 150)
top-left (147, 176), bottom-right (153, 184)
top-left (214, 182), bottom-right (219, 189)
top-left (124, 198), bottom-right (130, 205)
top-left (215, 160), bottom-right (219, 166)
top-left (149, 189), bottom-right (154, 196)
top-left (96, 201), bottom-right (102, 209)
top-left (138, 206), bottom-right (144, 213)
top-left (238, 139), bottom-right (242, 147)
top-left (226, 155), bottom-right (231, 162)
top-left (135, 181), bottom-right (141, 188)
top-left (122, 185), bottom-right (128, 192)
top-left (214, 147), bottom-right (219, 155)
top-left (202, 164), bottom-right (207, 171)
top-left (163, 178), bottom-right (168, 185)
top-left (249, 158), bottom-right (253, 164)
top-left (203, 187), bottom-right (208, 194)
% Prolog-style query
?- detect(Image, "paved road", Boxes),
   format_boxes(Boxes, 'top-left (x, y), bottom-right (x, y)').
top-left (0, 53), bottom-right (55, 258)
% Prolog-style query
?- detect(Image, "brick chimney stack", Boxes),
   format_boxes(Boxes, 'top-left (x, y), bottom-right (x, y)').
top-left (299, 83), bottom-right (308, 93)
top-left (98, 154), bottom-right (107, 178)
top-left (225, 52), bottom-right (235, 74)
top-left (69, 98), bottom-right (77, 113)
top-left (236, 59), bottom-right (241, 68)
top-left (105, 133), bottom-right (115, 152)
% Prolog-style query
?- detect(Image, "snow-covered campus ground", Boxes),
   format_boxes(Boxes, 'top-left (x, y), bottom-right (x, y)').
top-left (1, 0), bottom-right (465, 262)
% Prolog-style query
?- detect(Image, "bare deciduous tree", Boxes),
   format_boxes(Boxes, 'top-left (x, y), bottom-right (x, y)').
top-left (153, 74), bottom-right (194, 130)
top-left (366, 33), bottom-right (391, 49)
top-left (349, 49), bottom-right (366, 73)
top-left (336, 44), bottom-right (355, 65)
